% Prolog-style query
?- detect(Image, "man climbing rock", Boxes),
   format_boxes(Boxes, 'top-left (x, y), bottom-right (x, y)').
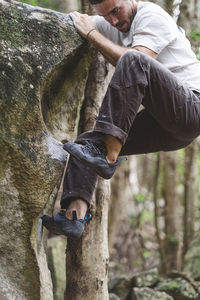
top-left (42, 0), bottom-right (200, 238)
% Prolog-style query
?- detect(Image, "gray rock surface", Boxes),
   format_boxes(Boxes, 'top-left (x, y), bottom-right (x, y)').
top-left (184, 232), bottom-right (200, 280)
top-left (109, 293), bottom-right (120, 300)
top-left (158, 278), bottom-right (199, 300)
top-left (131, 287), bottom-right (173, 300)
top-left (132, 268), bottom-right (159, 288)
top-left (108, 275), bottom-right (132, 300)
top-left (0, 0), bottom-right (91, 299)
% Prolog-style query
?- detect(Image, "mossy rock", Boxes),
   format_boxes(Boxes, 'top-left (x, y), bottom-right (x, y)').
top-left (108, 275), bottom-right (132, 300)
top-left (132, 268), bottom-right (159, 288)
top-left (184, 233), bottom-right (200, 280)
top-left (0, 0), bottom-right (91, 299)
top-left (131, 287), bottom-right (173, 300)
top-left (109, 293), bottom-right (120, 300)
top-left (158, 278), bottom-right (199, 300)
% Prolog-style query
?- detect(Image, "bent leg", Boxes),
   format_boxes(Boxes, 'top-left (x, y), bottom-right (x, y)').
top-left (94, 50), bottom-right (200, 145)
top-left (120, 109), bottom-right (192, 156)
top-left (61, 132), bottom-right (105, 209)
top-left (61, 155), bottom-right (98, 209)
top-left (61, 50), bottom-right (200, 207)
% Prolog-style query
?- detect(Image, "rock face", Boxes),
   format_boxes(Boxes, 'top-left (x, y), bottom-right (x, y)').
top-left (184, 232), bottom-right (200, 280)
top-left (108, 275), bottom-right (132, 300)
top-left (132, 268), bottom-right (159, 288)
top-left (157, 278), bottom-right (199, 300)
top-left (0, 0), bottom-right (91, 299)
top-left (108, 269), bottom-right (200, 300)
top-left (132, 287), bottom-right (173, 300)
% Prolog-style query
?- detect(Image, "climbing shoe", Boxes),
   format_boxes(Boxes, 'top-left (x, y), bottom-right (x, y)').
top-left (63, 140), bottom-right (127, 179)
top-left (41, 210), bottom-right (92, 239)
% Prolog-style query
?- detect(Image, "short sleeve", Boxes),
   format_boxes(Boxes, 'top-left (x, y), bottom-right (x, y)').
top-left (132, 12), bottom-right (177, 54)
top-left (93, 15), bottom-right (122, 44)
top-left (93, 15), bottom-right (112, 37)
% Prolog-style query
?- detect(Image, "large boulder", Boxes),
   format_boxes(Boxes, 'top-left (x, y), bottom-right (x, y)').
top-left (108, 275), bottom-right (132, 300)
top-left (157, 278), bottom-right (199, 300)
top-left (132, 268), bottom-right (159, 288)
top-left (184, 232), bottom-right (200, 280)
top-left (109, 293), bottom-right (120, 300)
top-left (0, 0), bottom-right (91, 299)
top-left (131, 287), bottom-right (173, 300)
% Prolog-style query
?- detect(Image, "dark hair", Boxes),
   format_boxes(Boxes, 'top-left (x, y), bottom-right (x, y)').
top-left (89, 0), bottom-right (104, 4)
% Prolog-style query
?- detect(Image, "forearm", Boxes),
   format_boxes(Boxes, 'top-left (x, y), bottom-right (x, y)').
top-left (87, 29), bottom-right (130, 66)
top-left (70, 11), bottom-right (157, 65)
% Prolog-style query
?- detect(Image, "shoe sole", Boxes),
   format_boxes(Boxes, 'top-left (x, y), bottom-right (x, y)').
top-left (41, 215), bottom-right (84, 239)
top-left (63, 143), bottom-right (115, 179)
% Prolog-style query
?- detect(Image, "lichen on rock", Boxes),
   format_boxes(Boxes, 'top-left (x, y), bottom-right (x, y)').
top-left (0, 0), bottom-right (92, 299)
top-left (132, 287), bottom-right (173, 300)
top-left (157, 278), bottom-right (199, 300)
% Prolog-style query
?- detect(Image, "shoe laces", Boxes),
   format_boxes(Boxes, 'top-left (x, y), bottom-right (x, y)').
top-left (84, 141), bottom-right (106, 156)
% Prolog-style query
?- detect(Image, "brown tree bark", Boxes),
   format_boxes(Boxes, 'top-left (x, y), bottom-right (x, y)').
top-left (108, 161), bottom-right (131, 251)
top-left (161, 151), bottom-right (180, 273)
top-left (182, 142), bottom-right (198, 259)
top-left (64, 2), bottom-right (114, 298)
top-left (152, 153), bottom-right (167, 272)
top-left (178, 0), bottom-right (200, 267)
top-left (178, 0), bottom-right (200, 45)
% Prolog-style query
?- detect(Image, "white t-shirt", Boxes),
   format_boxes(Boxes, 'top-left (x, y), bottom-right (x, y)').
top-left (94, 1), bottom-right (200, 92)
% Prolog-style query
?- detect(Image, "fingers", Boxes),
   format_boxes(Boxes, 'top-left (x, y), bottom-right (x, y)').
top-left (69, 12), bottom-right (95, 39)
top-left (70, 11), bottom-right (89, 20)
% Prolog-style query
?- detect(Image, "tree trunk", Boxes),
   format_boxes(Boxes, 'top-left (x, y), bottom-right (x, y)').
top-left (153, 153), bottom-right (167, 272)
top-left (108, 160), bottom-right (131, 251)
top-left (0, 1), bottom-right (92, 299)
top-left (65, 50), bottom-right (113, 300)
top-left (178, 0), bottom-right (200, 44)
top-left (64, 1), bottom-right (114, 296)
top-left (161, 152), bottom-right (180, 273)
top-left (182, 142), bottom-right (198, 259)
top-left (178, 0), bottom-right (200, 266)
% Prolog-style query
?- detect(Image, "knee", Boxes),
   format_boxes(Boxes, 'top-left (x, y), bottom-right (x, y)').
top-left (118, 49), bottom-right (139, 66)
top-left (113, 50), bottom-right (149, 87)
top-left (117, 50), bottom-right (151, 78)
top-left (118, 49), bottom-right (149, 66)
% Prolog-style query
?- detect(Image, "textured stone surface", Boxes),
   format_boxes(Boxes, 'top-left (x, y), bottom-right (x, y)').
top-left (158, 278), bottom-right (199, 300)
top-left (109, 293), bottom-right (120, 300)
top-left (132, 268), bottom-right (159, 288)
top-left (131, 287), bottom-right (173, 300)
top-left (0, 0), bottom-right (91, 299)
top-left (108, 275), bottom-right (132, 300)
top-left (184, 233), bottom-right (200, 280)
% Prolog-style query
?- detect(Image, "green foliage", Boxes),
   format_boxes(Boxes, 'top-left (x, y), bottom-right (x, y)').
top-left (135, 193), bottom-right (147, 203)
top-left (177, 149), bottom-right (184, 179)
top-left (19, 0), bottom-right (56, 10)
top-left (190, 26), bottom-right (200, 41)
top-left (20, 0), bottom-right (38, 6)
top-left (197, 153), bottom-right (200, 195)
top-left (166, 234), bottom-right (179, 244)
top-left (141, 210), bottom-right (154, 222)
top-left (127, 213), bottom-right (138, 228)
top-left (142, 249), bottom-right (151, 258)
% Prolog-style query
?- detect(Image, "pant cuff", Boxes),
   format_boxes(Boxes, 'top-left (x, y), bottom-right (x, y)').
top-left (94, 120), bottom-right (127, 145)
top-left (61, 190), bottom-right (92, 209)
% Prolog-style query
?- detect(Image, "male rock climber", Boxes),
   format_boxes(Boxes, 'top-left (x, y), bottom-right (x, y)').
top-left (42, 0), bottom-right (200, 238)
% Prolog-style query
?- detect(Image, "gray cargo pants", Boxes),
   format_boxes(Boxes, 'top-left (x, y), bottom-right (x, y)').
top-left (61, 50), bottom-right (200, 208)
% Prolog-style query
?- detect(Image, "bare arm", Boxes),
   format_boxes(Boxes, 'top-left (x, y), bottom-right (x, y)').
top-left (87, 29), bottom-right (131, 66)
top-left (70, 12), bottom-right (157, 66)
